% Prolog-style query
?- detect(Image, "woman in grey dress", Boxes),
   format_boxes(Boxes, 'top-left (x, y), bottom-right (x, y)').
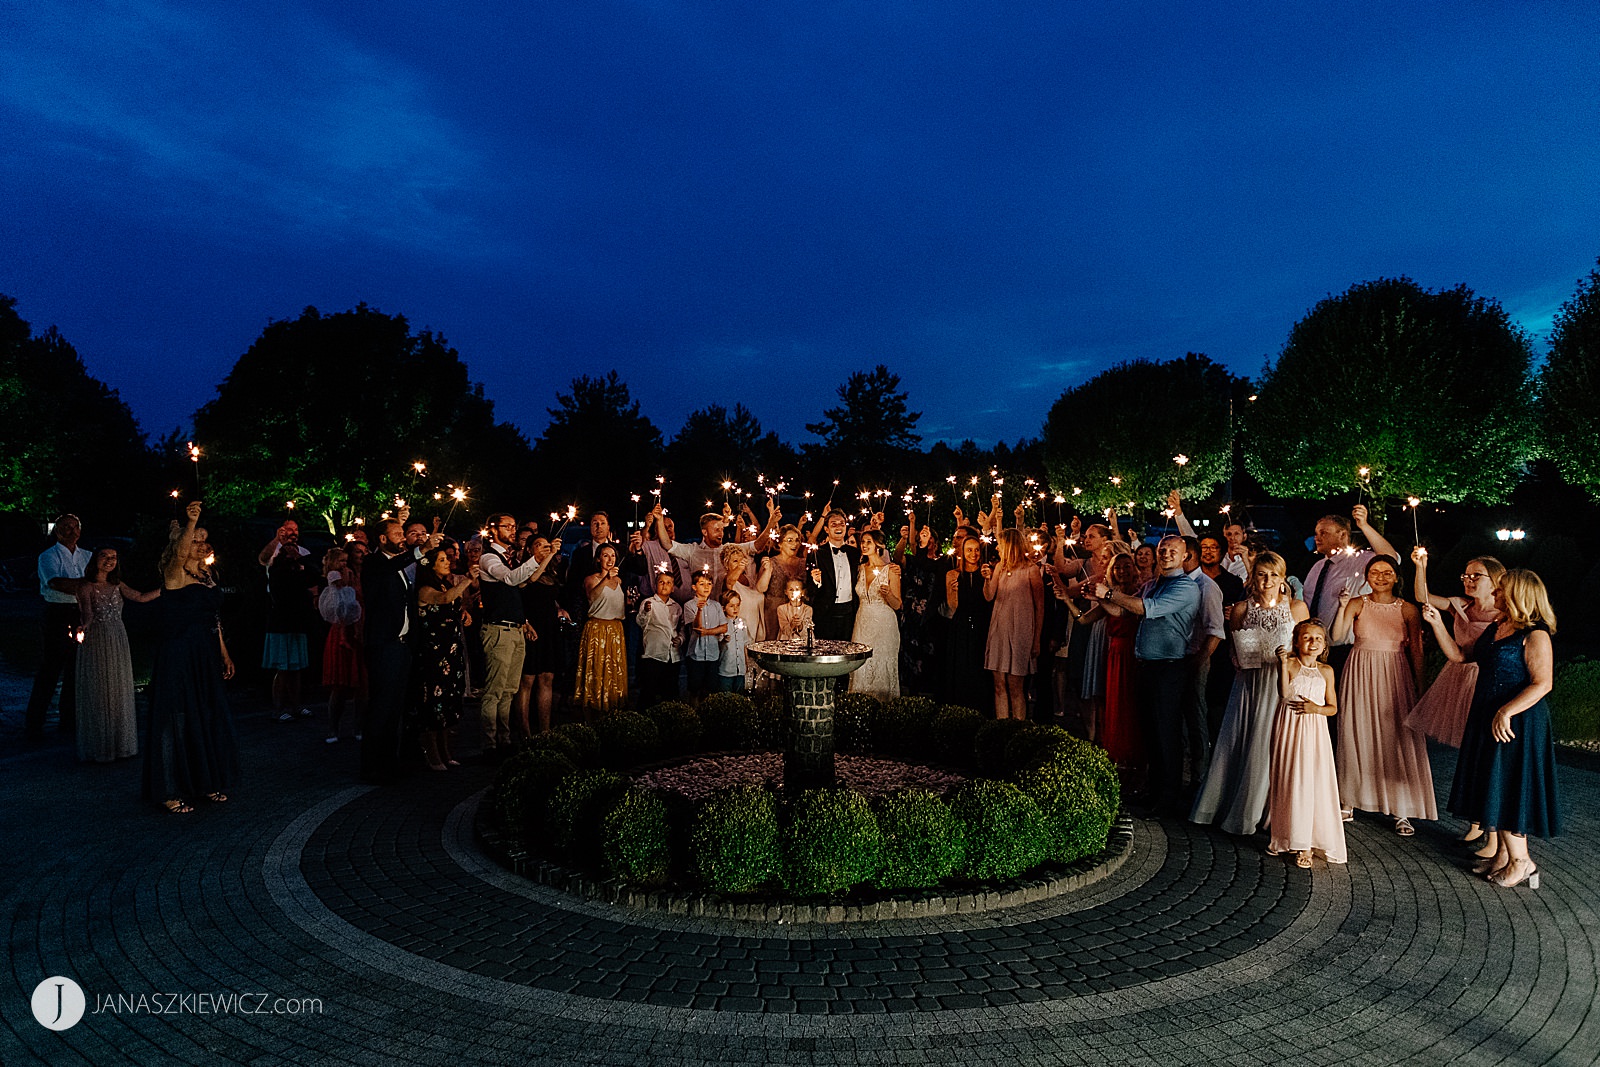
top-left (75, 546), bottom-right (160, 762)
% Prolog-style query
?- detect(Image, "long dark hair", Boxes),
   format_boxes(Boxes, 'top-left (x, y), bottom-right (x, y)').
top-left (86, 546), bottom-right (122, 586)
top-left (416, 546), bottom-right (452, 592)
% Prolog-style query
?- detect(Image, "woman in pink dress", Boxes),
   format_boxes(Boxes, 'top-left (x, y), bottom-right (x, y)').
top-left (756, 524), bottom-right (808, 643)
top-left (1331, 554), bottom-right (1433, 834)
top-left (983, 528), bottom-right (1044, 720)
top-left (1267, 619), bottom-right (1346, 867)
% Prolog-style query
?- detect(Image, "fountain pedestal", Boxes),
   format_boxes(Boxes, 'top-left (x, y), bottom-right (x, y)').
top-left (748, 639), bottom-right (872, 791)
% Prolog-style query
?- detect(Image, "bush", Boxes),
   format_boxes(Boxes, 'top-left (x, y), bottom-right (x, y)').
top-left (520, 731), bottom-right (579, 763)
top-left (698, 692), bottom-right (762, 751)
top-left (835, 692), bottom-right (881, 754)
top-left (551, 722), bottom-right (601, 767)
top-left (752, 690), bottom-right (787, 749)
top-left (875, 696), bottom-right (940, 757)
top-left (1004, 723), bottom-right (1077, 776)
top-left (781, 789), bottom-right (883, 895)
top-left (1551, 657), bottom-right (1600, 741)
top-left (492, 748), bottom-right (577, 841)
top-left (643, 701), bottom-right (703, 757)
top-left (872, 790), bottom-right (965, 889)
top-left (929, 706), bottom-right (984, 766)
top-left (1017, 739), bottom-right (1120, 865)
top-left (601, 788), bottom-right (672, 886)
top-left (690, 785), bottom-right (781, 893)
top-left (545, 769), bottom-right (628, 859)
top-left (949, 780), bottom-right (1048, 881)
top-left (973, 718), bottom-right (1028, 776)
top-left (591, 711), bottom-right (661, 768)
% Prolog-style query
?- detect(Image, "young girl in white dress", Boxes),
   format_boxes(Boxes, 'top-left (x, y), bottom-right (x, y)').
top-left (1267, 619), bottom-right (1347, 868)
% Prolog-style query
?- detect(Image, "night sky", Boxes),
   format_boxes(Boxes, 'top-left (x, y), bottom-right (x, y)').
top-left (3, 2), bottom-right (1598, 448)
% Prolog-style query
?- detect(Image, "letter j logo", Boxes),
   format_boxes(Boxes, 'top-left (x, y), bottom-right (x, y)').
top-left (31, 976), bottom-right (86, 1031)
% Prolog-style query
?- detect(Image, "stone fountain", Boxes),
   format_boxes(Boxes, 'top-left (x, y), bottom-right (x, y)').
top-left (748, 629), bottom-right (872, 791)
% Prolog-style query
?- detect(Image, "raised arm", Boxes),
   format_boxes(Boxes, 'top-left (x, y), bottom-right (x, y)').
top-left (1329, 589), bottom-right (1358, 644)
top-left (1409, 545), bottom-right (1451, 611)
top-left (1168, 490), bottom-right (1196, 539)
top-left (1352, 504), bottom-right (1397, 559)
top-left (165, 502), bottom-right (203, 586)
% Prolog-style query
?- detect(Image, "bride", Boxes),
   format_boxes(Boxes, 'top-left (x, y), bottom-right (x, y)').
top-left (850, 527), bottom-right (902, 698)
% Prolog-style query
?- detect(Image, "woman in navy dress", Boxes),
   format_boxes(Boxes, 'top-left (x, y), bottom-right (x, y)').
top-left (1432, 569), bottom-right (1559, 890)
top-left (143, 501), bottom-right (240, 813)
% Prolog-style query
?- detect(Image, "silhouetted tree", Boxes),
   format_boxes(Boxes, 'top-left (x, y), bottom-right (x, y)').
top-left (1247, 277), bottom-right (1536, 506)
top-left (1541, 258), bottom-right (1600, 499)
top-left (192, 305), bottom-right (532, 534)
top-left (533, 371), bottom-right (663, 513)
top-left (1042, 354), bottom-right (1237, 514)
top-left (0, 294), bottom-right (155, 528)
top-left (664, 403), bottom-right (796, 510)
top-left (804, 365), bottom-right (922, 485)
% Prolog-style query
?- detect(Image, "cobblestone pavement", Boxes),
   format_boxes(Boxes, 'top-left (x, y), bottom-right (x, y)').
top-left (1, 689), bottom-right (1597, 1065)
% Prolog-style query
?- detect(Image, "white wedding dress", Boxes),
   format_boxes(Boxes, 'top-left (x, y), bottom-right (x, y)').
top-left (849, 563), bottom-right (900, 699)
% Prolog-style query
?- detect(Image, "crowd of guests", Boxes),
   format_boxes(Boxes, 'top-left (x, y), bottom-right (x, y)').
top-left (15, 488), bottom-right (1563, 889)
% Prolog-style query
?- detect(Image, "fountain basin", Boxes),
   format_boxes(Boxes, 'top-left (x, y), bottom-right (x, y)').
top-left (749, 639), bottom-right (872, 791)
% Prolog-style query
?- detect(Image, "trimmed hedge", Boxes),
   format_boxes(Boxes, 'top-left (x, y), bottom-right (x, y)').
top-left (949, 780), bottom-right (1049, 881)
top-left (699, 692), bottom-right (762, 750)
top-left (872, 789), bottom-right (965, 889)
top-left (781, 789), bottom-right (882, 895)
top-left (690, 785), bottom-right (781, 892)
top-left (489, 698), bottom-right (1121, 896)
top-left (601, 788), bottom-right (672, 886)
top-left (643, 701), bottom-right (703, 757)
top-left (552, 722), bottom-right (601, 767)
top-left (835, 693), bottom-right (881, 754)
top-left (493, 747), bottom-right (577, 842)
top-left (1551, 658), bottom-right (1600, 741)
top-left (973, 718), bottom-right (1028, 776)
top-left (875, 696), bottom-right (940, 757)
top-left (929, 706), bottom-right (984, 766)
top-left (591, 711), bottom-right (660, 768)
top-left (545, 769), bottom-right (627, 860)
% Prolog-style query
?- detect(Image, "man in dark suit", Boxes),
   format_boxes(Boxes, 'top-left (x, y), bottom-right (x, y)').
top-left (361, 514), bottom-right (439, 784)
top-left (564, 510), bottom-right (618, 627)
top-left (806, 509), bottom-right (860, 641)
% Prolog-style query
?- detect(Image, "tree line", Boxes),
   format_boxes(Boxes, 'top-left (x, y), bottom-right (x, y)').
top-left (4, 260), bottom-right (1600, 540)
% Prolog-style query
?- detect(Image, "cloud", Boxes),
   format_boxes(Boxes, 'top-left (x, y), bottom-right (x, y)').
top-left (0, 2), bottom-right (483, 250)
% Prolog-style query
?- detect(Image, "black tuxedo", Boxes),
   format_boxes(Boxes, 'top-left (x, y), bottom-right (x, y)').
top-left (806, 540), bottom-right (861, 640)
top-left (361, 546), bottom-right (421, 783)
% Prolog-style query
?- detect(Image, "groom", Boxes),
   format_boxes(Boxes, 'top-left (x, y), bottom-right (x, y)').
top-left (806, 509), bottom-right (860, 640)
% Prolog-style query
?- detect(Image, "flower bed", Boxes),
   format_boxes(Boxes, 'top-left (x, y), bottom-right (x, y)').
top-left (490, 694), bottom-right (1121, 899)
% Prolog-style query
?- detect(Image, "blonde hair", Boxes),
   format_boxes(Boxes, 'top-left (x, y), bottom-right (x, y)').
top-left (996, 528), bottom-right (1027, 568)
top-left (323, 547), bottom-right (348, 576)
top-left (1499, 569), bottom-right (1557, 635)
top-left (1251, 550), bottom-right (1286, 581)
top-left (719, 543), bottom-right (748, 571)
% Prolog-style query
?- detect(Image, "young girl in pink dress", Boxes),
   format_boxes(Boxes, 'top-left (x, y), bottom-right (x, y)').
top-left (1267, 620), bottom-right (1346, 868)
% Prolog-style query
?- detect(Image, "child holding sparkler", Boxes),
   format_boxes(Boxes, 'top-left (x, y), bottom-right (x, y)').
top-left (1267, 620), bottom-right (1346, 867)
top-left (636, 570), bottom-right (682, 707)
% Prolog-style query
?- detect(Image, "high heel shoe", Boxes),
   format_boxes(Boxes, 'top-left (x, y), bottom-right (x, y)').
top-left (1490, 861), bottom-right (1539, 889)
top-left (1471, 855), bottom-right (1505, 877)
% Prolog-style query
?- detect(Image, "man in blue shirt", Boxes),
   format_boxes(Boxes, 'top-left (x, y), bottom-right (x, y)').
top-left (1095, 535), bottom-right (1200, 815)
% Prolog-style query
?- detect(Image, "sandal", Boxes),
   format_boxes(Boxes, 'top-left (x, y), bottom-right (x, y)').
top-left (163, 798), bottom-right (194, 814)
top-left (206, 792), bottom-right (228, 803)
top-left (1340, 808), bottom-right (1354, 823)
top-left (1296, 850), bottom-right (1314, 869)
top-left (1395, 818), bottom-right (1415, 836)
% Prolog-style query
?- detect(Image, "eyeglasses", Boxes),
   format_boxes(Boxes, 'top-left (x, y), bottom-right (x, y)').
top-left (1461, 573), bottom-right (1489, 582)
top-left (494, 522), bottom-right (517, 529)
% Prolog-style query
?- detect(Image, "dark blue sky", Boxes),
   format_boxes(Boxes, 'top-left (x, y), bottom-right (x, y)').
top-left (3, 2), bottom-right (1598, 448)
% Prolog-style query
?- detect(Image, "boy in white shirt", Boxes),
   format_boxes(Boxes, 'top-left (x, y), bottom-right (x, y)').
top-left (636, 571), bottom-right (682, 708)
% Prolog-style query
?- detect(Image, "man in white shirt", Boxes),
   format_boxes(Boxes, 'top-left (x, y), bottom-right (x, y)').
top-left (478, 512), bottom-right (560, 756)
top-left (1221, 519), bottom-right (1250, 583)
top-left (657, 498), bottom-right (779, 591)
top-left (1302, 505), bottom-right (1396, 677)
top-left (26, 514), bottom-right (92, 739)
